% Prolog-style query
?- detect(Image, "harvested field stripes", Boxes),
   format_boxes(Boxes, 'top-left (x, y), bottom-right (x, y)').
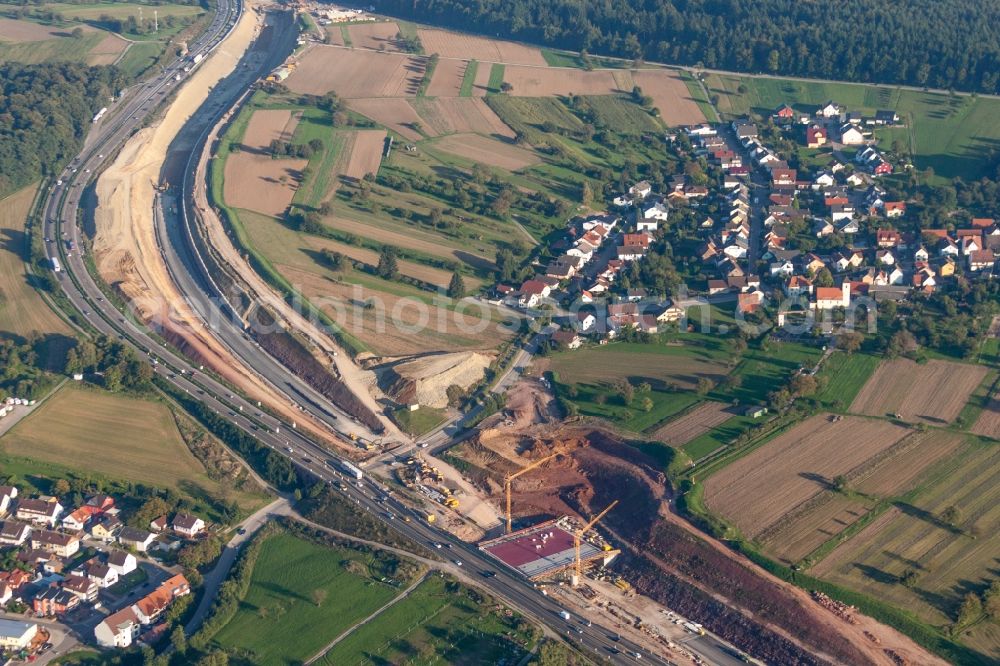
top-left (811, 442), bottom-right (1000, 627)
top-left (285, 46), bottom-right (425, 98)
top-left (703, 414), bottom-right (910, 539)
top-left (650, 401), bottom-right (734, 446)
top-left (346, 98), bottom-right (427, 141)
top-left (425, 57), bottom-right (467, 97)
top-left (416, 29), bottom-right (547, 66)
top-left (428, 133), bottom-right (539, 171)
top-left (471, 61), bottom-right (492, 96)
top-left (486, 63), bottom-right (505, 94)
top-left (320, 216), bottom-right (495, 272)
top-left (341, 130), bottom-right (387, 181)
top-left (849, 358), bottom-right (987, 425)
top-left (302, 235), bottom-right (480, 289)
top-left (411, 98), bottom-right (515, 138)
top-left (345, 21), bottom-right (403, 51)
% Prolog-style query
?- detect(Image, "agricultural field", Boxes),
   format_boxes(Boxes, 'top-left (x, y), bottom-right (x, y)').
top-left (810, 439), bottom-right (1000, 640)
top-left (38, 2), bottom-right (204, 21)
top-left (704, 73), bottom-right (1000, 180)
top-left (425, 56), bottom-right (467, 97)
top-left (757, 430), bottom-right (966, 565)
top-left (340, 129), bottom-right (387, 181)
top-left (0, 384), bottom-right (263, 510)
top-left (210, 532), bottom-right (414, 664)
top-left (416, 28), bottom-right (546, 65)
top-left (0, 18), bottom-right (121, 65)
top-left (409, 97), bottom-right (514, 138)
top-left (284, 46), bottom-right (424, 97)
top-left (429, 133), bottom-right (539, 170)
top-left (0, 184), bottom-right (71, 337)
top-left (702, 414), bottom-right (910, 538)
top-left (551, 340), bottom-right (732, 390)
top-left (317, 575), bottom-right (538, 665)
top-left (345, 20), bottom-right (402, 52)
top-left (813, 352), bottom-right (881, 410)
top-left (222, 109), bottom-right (306, 217)
top-left (849, 358), bottom-right (987, 425)
top-left (649, 400), bottom-right (735, 447)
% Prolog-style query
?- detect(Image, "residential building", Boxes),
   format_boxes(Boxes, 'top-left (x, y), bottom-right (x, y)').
top-left (15, 497), bottom-right (63, 527)
top-left (33, 586), bottom-right (79, 616)
top-left (839, 124), bottom-right (865, 145)
top-left (814, 284), bottom-right (851, 310)
top-left (108, 550), bottom-right (137, 576)
top-left (132, 574), bottom-right (190, 625)
top-left (61, 507), bottom-right (90, 532)
top-left (85, 561), bottom-right (119, 589)
top-left (0, 619), bottom-right (38, 651)
top-left (30, 529), bottom-right (80, 558)
top-left (62, 574), bottom-right (99, 603)
top-left (0, 485), bottom-right (16, 516)
top-left (968, 249), bottom-right (995, 272)
top-left (0, 520), bottom-right (31, 547)
top-left (91, 515), bottom-right (122, 542)
top-left (806, 125), bottom-right (827, 148)
top-left (94, 607), bottom-right (141, 648)
top-left (118, 527), bottom-right (156, 552)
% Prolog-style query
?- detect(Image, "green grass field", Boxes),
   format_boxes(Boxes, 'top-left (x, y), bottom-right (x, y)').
top-left (40, 2), bottom-right (203, 21)
top-left (705, 74), bottom-right (1000, 180)
top-left (682, 414), bottom-right (760, 460)
top-left (113, 39), bottom-right (160, 78)
top-left (393, 406), bottom-right (447, 437)
top-left (486, 62), bottom-right (505, 94)
top-left (0, 29), bottom-right (107, 65)
top-left (577, 95), bottom-right (663, 133)
top-left (0, 385), bottom-right (266, 517)
top-left (725, 341), bottom-right (823, 404)
top-left (317, 575), bottom-right (538, 665)
top-left (211, 533), bottom-right (411, 664)
top-left (459, 59), bottom-right (478, 97)
top-left (814, 352), bottom-right (882, 410)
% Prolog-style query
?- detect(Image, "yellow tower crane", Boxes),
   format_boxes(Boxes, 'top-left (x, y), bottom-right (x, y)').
top-left (504, 453), bottom-right (558, 533)
top-left (573, 500), bottom-right (618, 587)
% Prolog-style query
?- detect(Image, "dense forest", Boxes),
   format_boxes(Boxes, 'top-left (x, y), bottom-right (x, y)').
top-left (0, 62), bottom-right (127, 195)
top-left (372, 0), bottom-right (1000, 94)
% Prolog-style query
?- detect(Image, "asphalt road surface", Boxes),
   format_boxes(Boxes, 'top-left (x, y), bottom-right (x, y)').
top-left (36, 2), bottom-right (747, 663)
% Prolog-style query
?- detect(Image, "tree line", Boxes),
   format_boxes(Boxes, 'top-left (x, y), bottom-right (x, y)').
top-left (0, 62), bottom-right (126, 196)
top-left (371, 0), bottom-right (1000, 94)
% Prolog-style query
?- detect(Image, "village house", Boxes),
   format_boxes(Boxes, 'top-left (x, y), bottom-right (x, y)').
top-left (968, 249), bottom-right (995, 272)
top-left (785, 275), bottom-right (814, 297)
top-left (839, 124), bottom-right (865, 145)
top-left (575, 311), bottom-right (596, 333)
top-left (30, 529), bottom-right (80, 558)
top-left (149, 516), bottom-right (168, 533)
top-left (628, 181), bottom-right (652, 199)
top-left (15, 498), bottom-right (63, 527)
top-left (0, 520), bottom-right (31, 547)
top-left (84, 560), bottom-right (119, 589)
top-left (738, 291), bottom-right (764, 314)
top-left (0, 486), bottom-right (16, 516)
top-left (132, 574), bottom-right (190, 625)
top-left (61, 508), bottom-right (90, 532)
top-left (517, 280), bottom-right (551, 309)
top-left (818, 101), bottom-right (841, 118)
top-left (884, 202), bottom-right (906, 218)
top-left (171, 513), bottom-right (206, 538)
top-left (118, 527), bottom-right (156, 553)
top-left (62, 574), bottom-right (99, 603)
top-left (91, 515), bottom-right (122, 543)
top-left (95, 607), bottom-right (141, 648)
top-left (551, 330), bottom-right (582, 350)
top-left (806, 125), bottom-right (827, 148)
top-left (108, 550), bottom-right (137, 576)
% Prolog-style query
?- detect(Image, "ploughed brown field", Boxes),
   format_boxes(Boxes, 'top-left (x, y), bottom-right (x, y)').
top-left (223, 110), bottom-right (305, 217)
top-left (430, 133), bottom-right (539, 170)
top-left (411, 98), bottom-right (514, 138)
top-left (703, 414), bottom-right (909, 538)
top-left (425, 57), bottom-right (467, 97)
top-left (345, 21), bottom-right (402, 51)
top-left (849, 358), bottom-right (986, 424)
top-left (416, 28), bottom-right (547, 65)
top-left (346, 98), bottom-right (427, 141)
top-left (285, 46), bottom-right (425, 97)
top-left (341, 129), bottom-right (387, 181)
top-left (651, 401), bottom-right (734, 446)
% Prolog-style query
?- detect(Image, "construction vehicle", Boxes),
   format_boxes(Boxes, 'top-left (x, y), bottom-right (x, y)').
top-left (444, 497), bottom-right (459, 509)
top-left (573, 500), bottom-right (618, 587)
top-left (504, 454), bottom-right (557, 533)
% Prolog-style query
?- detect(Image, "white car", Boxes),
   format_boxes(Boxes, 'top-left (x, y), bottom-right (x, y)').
top-left (453, 560), bottom-right (462, 566)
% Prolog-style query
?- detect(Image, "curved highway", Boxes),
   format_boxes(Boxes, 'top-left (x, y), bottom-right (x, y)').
top-left (34, 3), bottom-right (744, 664)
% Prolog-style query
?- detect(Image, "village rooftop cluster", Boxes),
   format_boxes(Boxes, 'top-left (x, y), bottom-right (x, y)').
top-left (0, 485), bottom-right (206, 657)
